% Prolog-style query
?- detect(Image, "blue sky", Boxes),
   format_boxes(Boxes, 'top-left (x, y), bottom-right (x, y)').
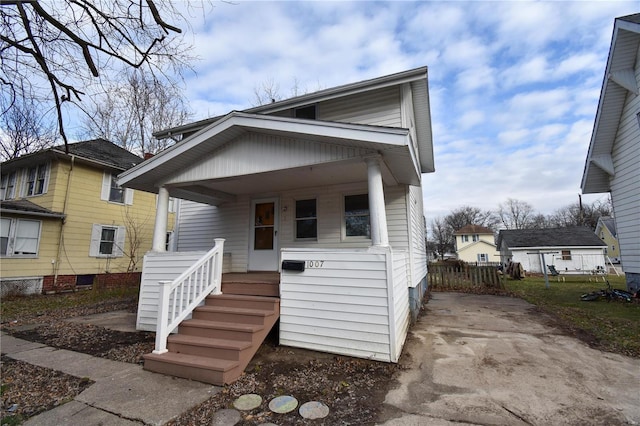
top-left (163, 1), bottom-right (638, 219)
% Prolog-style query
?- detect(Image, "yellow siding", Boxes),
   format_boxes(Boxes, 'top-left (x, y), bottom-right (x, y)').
top-left (2, 158), bottom-right (174, 279)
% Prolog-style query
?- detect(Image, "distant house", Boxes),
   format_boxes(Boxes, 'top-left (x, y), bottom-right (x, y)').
top-left (0, 139), bottom-right (174, 296)
top-left (453, 225), bottom-right (499, 264)
top-left (496, 227), bottom-right (606, 274)
top-left (581, 14), bottom-right (640, 291)
top-left (595, 217), bottom-right (621, 264)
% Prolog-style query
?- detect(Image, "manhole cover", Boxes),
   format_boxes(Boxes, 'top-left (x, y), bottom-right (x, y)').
top-left (299, 401), bottom-right (329, 419)
top-left (233, 394), bottom-right (262, 410)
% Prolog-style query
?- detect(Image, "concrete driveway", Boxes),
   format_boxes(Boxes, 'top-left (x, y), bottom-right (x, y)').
top-left (379, 292), bottom-right (640, 426)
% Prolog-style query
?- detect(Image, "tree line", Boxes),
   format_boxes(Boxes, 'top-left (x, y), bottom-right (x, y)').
top-left (429, 198), bottom-right (612, 260)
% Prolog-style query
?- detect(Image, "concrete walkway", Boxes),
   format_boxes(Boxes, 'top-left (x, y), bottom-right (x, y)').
top-left (378, 292), bottom-right (640, 425)
top-left (1, 333), bottom-right (218, 425)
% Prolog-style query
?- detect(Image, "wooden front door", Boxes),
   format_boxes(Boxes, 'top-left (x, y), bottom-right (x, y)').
top-left (249, 198), bottom-right (279, 271)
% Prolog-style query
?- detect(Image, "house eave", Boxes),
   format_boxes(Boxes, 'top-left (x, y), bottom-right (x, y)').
top-left (0, 207), bottom-right (66, 219)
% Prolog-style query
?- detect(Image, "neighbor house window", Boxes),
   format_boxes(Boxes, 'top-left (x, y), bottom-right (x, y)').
top-left (477, 253), bottom-right (488, 262)
top-left (90, 224), bottom-right (125, 257)
top-left (344, 194), bottom-right (370, 238)
top-left (472, 234), bottom-right (479, 242)
top-left (0, 172), bottom-right (16, 200)
top-left (461, 235), bottom-right (469, 242)
top-left (25, 164), bottom-right (48, 196)
top-left (1, 218), bottom-right (42, 257)
top-left (295, 199), bottom-right (317, 240)
top-left (561, 250), bottom-right (572, 260)
top-left (101, 172), bottom-right (132, 205)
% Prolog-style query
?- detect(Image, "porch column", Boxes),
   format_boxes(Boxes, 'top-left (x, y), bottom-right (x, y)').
top-left (152, 186), bottom-right (169, 252)
top-left (366, 156), bottom-right (389, 247)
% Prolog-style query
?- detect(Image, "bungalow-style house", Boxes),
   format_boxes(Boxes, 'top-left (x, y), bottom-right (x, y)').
top-left (453, 225), bottom-right (499, 264)
top-left (581, 13), bottom-right (640, 291)
top-left (0, 139), bottom-right (174, 296)
top-left (496, 227), bottom-right (607, 275)
top-left (595, 217), bottom-right (621, 264)
top-left (118, 67), bottom-right (434, 385)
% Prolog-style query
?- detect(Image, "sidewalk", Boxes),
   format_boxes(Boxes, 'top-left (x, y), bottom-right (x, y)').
top-left (1, 332), bottom-right (219, 426)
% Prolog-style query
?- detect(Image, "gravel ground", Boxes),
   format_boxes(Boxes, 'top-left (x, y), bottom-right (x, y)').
top-left (1, 296), bottom-right (399, 425)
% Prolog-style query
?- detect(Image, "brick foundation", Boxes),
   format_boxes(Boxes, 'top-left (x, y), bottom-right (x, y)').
top-left (42, 272), bottom-right (141, 294)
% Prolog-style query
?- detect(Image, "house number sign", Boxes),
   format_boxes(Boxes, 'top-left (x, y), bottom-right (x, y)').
top-left (306, 261), bottom-right (325, 268)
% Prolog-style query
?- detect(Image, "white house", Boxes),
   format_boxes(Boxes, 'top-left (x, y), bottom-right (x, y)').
top-left (454, 225), bottom-right (499, 264)
top-left (496, 227), bottom-right (607, 275)
top-left (581, 13), bottom-right (640, 292)
top-left (118, 67), bottom-right (434, 384)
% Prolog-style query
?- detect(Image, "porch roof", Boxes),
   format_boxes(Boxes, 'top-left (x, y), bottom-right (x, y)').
top-left (118, 112), bottom-right (420, 205)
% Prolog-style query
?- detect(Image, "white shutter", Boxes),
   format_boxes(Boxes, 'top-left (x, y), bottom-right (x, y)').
top-left (101, 172), bottom-right (110, 201)
top-left (114, 226), bottom-right (126, 257)
top-left (124, 188), bottom-right (134, 205)
top-left (89, 224), bottom-right (101, 256)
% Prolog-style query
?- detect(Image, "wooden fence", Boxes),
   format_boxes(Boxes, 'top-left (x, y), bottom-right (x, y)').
top-left (428, 263), bottom-right (504, 289)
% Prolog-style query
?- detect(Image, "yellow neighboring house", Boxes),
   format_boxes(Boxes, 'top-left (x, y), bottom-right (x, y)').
top-left (595, 217), bottom-right (621, 264)
top-left (454, 225), bottom-right (499, 264)
top-left (0, 139), bottom-right (174, 295)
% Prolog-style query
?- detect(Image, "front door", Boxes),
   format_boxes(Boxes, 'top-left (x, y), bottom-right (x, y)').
top-left (249, 198), bottom-right (279, 271)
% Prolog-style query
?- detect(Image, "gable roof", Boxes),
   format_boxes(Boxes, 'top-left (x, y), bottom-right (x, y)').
top-left (457, 240), bottom-right (497, 252)
top-left (1, 139), bottom-right (142, 173)
top-left (497, 227), bottom-right (606, 249)
top-left (581, 14), bottom-right (640, 193)
top-left (152, 67), bottom-right (434, 173)
top-left (454, 225), bottom-right (494, 235)
top-left (595, 216), bottom-right (617, 237)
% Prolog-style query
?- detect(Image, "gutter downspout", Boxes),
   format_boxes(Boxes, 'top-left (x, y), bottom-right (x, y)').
top-left (54, 155), bottom-right (74, 287)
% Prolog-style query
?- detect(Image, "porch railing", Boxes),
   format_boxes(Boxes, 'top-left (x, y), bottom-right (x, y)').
top-left (153, 239), bottom-right (225, 354)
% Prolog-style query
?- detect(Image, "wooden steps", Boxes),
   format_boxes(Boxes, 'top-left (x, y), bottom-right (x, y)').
top-left (143, 293), bottom-right (280, 385)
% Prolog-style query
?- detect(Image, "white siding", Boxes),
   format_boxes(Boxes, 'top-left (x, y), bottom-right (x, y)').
top-left (511, 248), bottom-right (605, 274)
top-left (408, 185), bottom-right (427, 286)
top-left (319, 86), bottom-right (402, 128)
top-left (610, 46), bottom-right (640, 275)
top-left (280, 249), bottom-right (394, 362)
top-left (136, 251), bottom-right (205, 331)
top-left (175, 182), bottom-right (412, 271)
top-left (391, 251), bottom-right (410, 361)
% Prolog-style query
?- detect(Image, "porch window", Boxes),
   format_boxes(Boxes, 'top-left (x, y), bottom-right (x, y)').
top-left (561, 250), bottom-right (572, 260)
top-left (295, 199), bottom-right (317, 240)
top-left (344, 194), bottom-right (370, 238)
top-left (1, 218), bottom-right (42, 257)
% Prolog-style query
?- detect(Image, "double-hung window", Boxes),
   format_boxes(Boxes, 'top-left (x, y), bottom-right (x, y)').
top-left (101, 172), bottom-right (133, 204)
top-left (1, 218), bottom-right (42, 257)
top-left (561, 250), bottom-right (572, 260)
top-left (295, 199), bottom-right (317, 240)
top-left (344, 194), bottom-right (370, 238)
top-left (1, 172), bottom-right (16, 200)
top-left (461, 235), bottom-right (469, 243)
top-left (90, 224), bottom-right (125, 257)
top-left (472, 234), bottom-right (479, 242)
top-left (25, 164), bottom-right (48, 196)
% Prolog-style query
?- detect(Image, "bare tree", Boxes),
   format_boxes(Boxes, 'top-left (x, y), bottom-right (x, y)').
top-left (0, 95), bottom-right (58, 160)
top-left (497, 198), bottom-right (537, 229)
top-left (444, 205), bottom-right (497, 233)
top-left (548, 198), bottom-right (613, 230)
top-left (120, 207), bottom-right (151, 272)
top-left (429, 216), bottom-right (454, 260)
top-left (1, 0), bottom-right (193, 151)
top-left (80, 69), bottom-right (191, 155)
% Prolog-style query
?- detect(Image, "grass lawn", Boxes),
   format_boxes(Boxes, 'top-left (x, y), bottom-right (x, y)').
top-left (504, 274), bottom-right (640, 357)
top-left (0, 287), bottom-right (139, 323)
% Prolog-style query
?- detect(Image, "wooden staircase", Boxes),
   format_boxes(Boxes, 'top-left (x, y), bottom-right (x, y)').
top-left (143, 292), bottom-right (280, 385)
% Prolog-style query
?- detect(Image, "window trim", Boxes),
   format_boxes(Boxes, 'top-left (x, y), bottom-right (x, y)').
top-left (342, 193), bottom-right (371, 240)
top-left (294, 198), bottom-right (318, 241)
top-left (1, 171), bottom-right (17, 200)
top-left (90, 224), bottom-right (126, 258)
top-left (101, 172), bottom-right (133, 205)
top-left (561, 250), bottom-right (572, 261)
top-left (1, 218), bottom-right (42, 258)
top-left (23, 163), bottom-right (49, 197)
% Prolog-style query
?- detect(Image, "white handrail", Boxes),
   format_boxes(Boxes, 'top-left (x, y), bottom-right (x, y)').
top-left (153, 239), bottom-right (225, 354)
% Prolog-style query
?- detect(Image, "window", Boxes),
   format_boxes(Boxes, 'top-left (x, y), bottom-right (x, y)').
top-left (561, 250), bottom-right (572, 260)
top-left (1, 218), bottom-right (42, 257)
top-left (477, 253), bottom-right (488, 263)
top-left (295, 104), bottom-right (316, 119)
top-left (101, 172), bottom-right (133, 204)
top-left (472, 234), bottom-right (479, 242)
top-left (25, 164), bottom-right (48, 196)
top-left (90, 224), bottom-right (125, 257)
top-left (295, 199), bottom-right (317, 240)
top-left (1, 172), bottom-right (16, 200)
top-left (461, 235), bottom-right (469, 242)
top-left (344, 194), bottom-right (370, 238)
